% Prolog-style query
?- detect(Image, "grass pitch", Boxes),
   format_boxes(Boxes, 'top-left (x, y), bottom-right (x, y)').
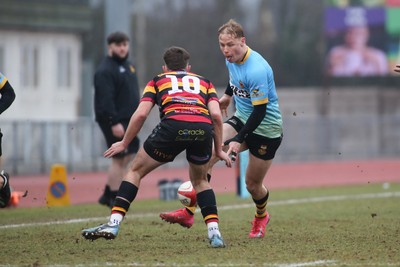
top-left (0, 183), bottom-right (399, 266)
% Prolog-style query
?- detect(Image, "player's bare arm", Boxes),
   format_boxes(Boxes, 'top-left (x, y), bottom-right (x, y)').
top-left (208, 100), bottom-right (232, 168)
top-left (219, 94), bottom-right (231, 117)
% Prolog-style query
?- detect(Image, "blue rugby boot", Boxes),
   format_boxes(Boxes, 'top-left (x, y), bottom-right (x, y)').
top-left (209, 234), bottom-right (225, 248)
top-left (81, 223), bottom-right (119, 240)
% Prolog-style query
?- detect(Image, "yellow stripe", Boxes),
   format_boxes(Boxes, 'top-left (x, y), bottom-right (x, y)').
top-left (252, 98), bottom-right (268, 105)
top-left (158, 82), bottom-right (172, 91)
top-left (143, 85), bottom-right (156, 94)
top-left (255, 211), bottom-right (267, 218)
top-left (256, 203), bottom-right (267, 209)
top-left (238, 47), bottom-right (251, 64)
top-left (112, 207), bottom-right (126, 213)
top-left (186, 206), bottom-right (196, 213)
top-left (199, 85), bottom-right (208, 94)
top-left (204, 214), bottom-right (218, 221)
top-left (208, 87), bottom-right (217, 94)
top-left (0, 76), bottom-right (8, 89)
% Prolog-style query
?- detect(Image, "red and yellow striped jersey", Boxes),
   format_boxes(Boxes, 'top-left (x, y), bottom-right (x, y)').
top-left (141, 71), bottom-right (219, 124)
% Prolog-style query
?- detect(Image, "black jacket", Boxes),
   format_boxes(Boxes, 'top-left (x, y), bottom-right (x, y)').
top-left (0, 81), bottom-right (16, 115)
top-left (94, 56), bottom-right (140, 125)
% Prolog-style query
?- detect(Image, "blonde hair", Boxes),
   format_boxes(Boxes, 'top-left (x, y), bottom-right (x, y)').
top-left (218, 19), bottom-right (245, 38)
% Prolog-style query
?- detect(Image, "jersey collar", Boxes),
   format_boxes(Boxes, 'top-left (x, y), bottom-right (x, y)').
top-left (237, 47), bottom-right (251, 64)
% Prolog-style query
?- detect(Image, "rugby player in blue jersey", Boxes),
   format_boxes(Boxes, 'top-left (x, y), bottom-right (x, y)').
top-left (161, 19), bottom-right (283, 239)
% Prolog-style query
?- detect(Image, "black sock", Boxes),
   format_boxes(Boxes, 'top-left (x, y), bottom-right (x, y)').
top-left (112, 181), bottom-right (138, 215)
top-left (197, 189), bottom-right (218, 224)
top-left (252, 190), bottom-right (270, 218)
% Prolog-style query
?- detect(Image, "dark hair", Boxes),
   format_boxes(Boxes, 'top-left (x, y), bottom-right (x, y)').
top-left (107, 31), bottom-right (130, 45)
top-left (163, 46), bottom-right (190, 70)
top-left (218, 19), bottom-right (245, 38)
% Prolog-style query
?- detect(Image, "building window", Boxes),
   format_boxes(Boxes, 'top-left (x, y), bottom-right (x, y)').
top-left (21, 45), bottom-right (39, 88)
top-left (57, 47), bottom-right (72, 88)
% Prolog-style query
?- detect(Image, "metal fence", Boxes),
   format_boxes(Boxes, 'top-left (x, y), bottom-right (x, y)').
top-left (277, 114), bottom-right (400, 162)
top-left (1, 118), bottom-right (107, 175)
top-left (1, 114), bottom-right (399, 175)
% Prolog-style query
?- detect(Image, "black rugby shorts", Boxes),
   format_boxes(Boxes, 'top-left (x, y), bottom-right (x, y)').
top-left (143, 119), bottom-right (213, 165)
top-left (225, 116), bottom-right (282, 160)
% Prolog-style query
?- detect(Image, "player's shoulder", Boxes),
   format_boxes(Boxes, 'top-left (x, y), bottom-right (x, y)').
top-left (249, 49), bottom-right (269, 63)
top-left (155, 72), bottom-right (168, 79)
top-left (188, 71), bottom-right (210, 81)
top-left (247, 50), bottom-right (272, 73)
top-left (0, 72), bottom-right (8, 88)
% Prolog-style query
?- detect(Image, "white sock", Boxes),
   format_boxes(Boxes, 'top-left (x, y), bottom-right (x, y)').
top-left (109, 213), bottom-right (123, 226)
top-left (207, 222), bottom-right (221, 239)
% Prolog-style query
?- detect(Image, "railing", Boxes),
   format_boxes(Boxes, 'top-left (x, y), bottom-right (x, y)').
top-left (1, 114), bottom-right (399, 175)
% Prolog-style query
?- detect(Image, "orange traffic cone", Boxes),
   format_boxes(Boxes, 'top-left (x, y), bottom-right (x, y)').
top-left (8, 190), bottom-right (28, 207)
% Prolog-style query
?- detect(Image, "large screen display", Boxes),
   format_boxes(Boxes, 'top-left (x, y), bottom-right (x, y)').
top-left (325, 0), bottom-right (400, 77)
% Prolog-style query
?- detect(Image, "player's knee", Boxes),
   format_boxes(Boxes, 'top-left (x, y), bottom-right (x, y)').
top-left (245, 180), bottom-right (258, 195)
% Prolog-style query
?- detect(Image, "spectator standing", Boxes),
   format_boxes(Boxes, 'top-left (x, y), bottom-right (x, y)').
top-left (94, 32), bottom-right (141, 208)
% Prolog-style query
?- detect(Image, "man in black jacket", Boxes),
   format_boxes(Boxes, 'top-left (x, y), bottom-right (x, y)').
top-left (94, 32), bottom-right (140, 208)
top-left (0, 72), bottom-right (16, 208)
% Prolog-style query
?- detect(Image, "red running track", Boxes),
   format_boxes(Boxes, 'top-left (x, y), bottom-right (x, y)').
top-left (6, 158), bottom-right (400, 208)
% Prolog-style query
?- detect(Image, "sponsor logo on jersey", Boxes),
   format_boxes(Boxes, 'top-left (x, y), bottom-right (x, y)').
top-left (153, 148), bottom-right (174, 160)
top-left (178, 129), bottom-right (205, 135)
top-left (233, 86), bottom-right (250, 98)
top-left (251, 88), bottom-right (265, 98)
top-left (258, 145), bottom-right (267, 155)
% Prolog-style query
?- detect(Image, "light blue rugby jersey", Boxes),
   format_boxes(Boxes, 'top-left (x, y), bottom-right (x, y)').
top-left (227, 47), bottom-right (283, 138)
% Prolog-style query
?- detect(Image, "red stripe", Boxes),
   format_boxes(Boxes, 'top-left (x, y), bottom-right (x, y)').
top-left (167, 115), bottom-right (212, 124)
top-left (140, 97), bottom-right (154, 103)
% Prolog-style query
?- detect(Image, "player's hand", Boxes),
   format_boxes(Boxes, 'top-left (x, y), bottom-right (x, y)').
top-left (224, 139), bottom-right (241, 163)
top-left (395, 64), bottom-right (400, 73)
top-left (215, 150), bottom-right (232, 168)
top-left (104, 141), bottom-right (126, 158)
top-left (219, 95), bottom-right (231, 117)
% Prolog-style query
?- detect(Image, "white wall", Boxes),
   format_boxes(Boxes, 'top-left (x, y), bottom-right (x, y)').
top-left (0, 30), bottom-right (81, 121)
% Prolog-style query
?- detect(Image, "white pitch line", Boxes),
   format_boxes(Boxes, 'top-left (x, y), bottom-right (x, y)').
top-left (218, 191), bottom-right (400, 210)
top-left (272, 260), bottom-right (336, 267)
top-left (1, 191), bottom-right (399, 230)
